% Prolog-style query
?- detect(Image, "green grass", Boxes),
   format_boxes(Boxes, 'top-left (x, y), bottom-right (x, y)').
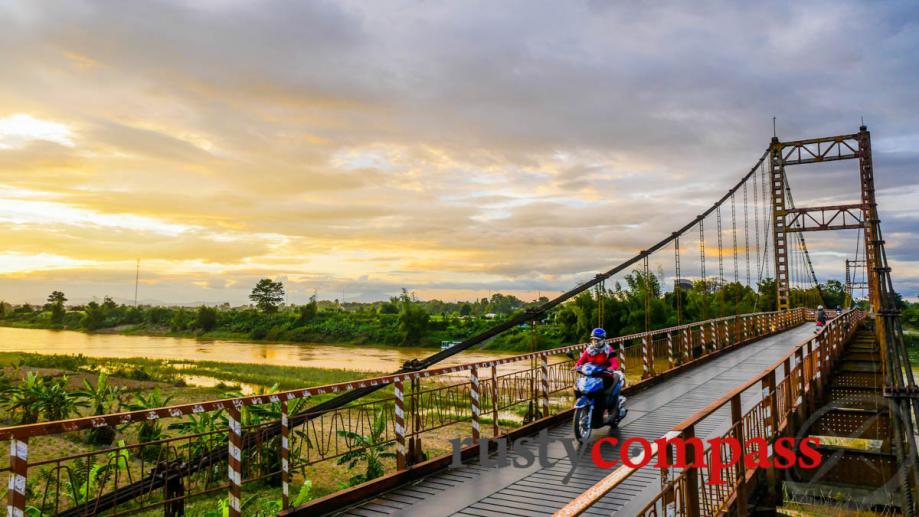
top-left (0, 352), bottom-right (384, 392)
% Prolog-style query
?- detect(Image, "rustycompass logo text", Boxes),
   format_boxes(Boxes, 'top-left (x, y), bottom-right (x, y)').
top-left (450, 430), bottom-right (821, 486)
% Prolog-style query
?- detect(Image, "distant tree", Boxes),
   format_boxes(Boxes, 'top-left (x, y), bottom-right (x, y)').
top-left (379, 300), bottom-right (399, 315)
top-left (756, 278), bottom-right (777, 312)
top-left (47, 291), bottom-right (67, 324)
top-left (397, 289), bottom-right (429, 345)
top-left (145, 306), bottom-right (172, 326)
top-left (459, 303), bottom-right (472, 316)
top-left (47, 291), bottom-right (67, 305)
top-left (171, 308), bottom-right (189, 332)
top-left (556, 304), bottom-right (581, 342)
top-left (822, 280), bottom-right (846, 309)
top-left (250, 279), bottom-right (285, 313)
top-left (298, 295), bottom-right (319, 323)
top-left (82, 301), bottom-right (106, 330)
top-left (102, 296), bottom-right (117, 312)
top-left (195, 306), bottom-right (218, 331)
top-left (903, 302), bottom-right (919, 330)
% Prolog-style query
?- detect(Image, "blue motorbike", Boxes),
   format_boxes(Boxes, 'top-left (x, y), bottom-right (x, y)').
top-left (573, 363), bottom-right (627, 443)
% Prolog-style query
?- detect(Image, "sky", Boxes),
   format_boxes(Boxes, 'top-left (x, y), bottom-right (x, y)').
top-left (0, 0), bottom-right (917, 305)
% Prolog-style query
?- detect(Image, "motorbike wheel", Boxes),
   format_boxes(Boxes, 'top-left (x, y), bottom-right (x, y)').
top-left (573, 406), bottom-right (593, 444)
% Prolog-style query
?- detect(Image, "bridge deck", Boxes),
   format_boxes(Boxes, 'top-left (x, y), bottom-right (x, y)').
top-left (335, 324), bottom-right (812, 517)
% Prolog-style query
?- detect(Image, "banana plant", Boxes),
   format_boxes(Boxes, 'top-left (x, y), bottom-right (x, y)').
top-left (124, 387), bottom-right (173, 461)
top-left (75, 373), bottom-right (124, 445)
top-left (2, 372), bottom-right (44, 424)
top-left (336, 409), bottom-right (395, 486)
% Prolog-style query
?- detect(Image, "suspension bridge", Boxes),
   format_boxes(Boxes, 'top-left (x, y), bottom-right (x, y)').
top-left (1, 126), bottom-right (915, 516)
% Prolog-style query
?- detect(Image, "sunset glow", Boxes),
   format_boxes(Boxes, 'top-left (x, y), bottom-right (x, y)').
top-left (1, 1), bottom-right (917, 305)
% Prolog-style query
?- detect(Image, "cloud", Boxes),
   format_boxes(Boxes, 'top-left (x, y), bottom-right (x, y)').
top-left (0, 0), bottom-right (917, 303)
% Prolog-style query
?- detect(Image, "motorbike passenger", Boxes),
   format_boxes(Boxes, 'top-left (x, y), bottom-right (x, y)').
top-left (575, 328), bottom-right (624, 422)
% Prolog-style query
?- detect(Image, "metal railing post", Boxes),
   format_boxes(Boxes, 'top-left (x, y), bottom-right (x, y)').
top-left (227, 404), bottom-right (243, 517)
top-left (814, 336), bottom-right (825, 405)
top-left (281, 400), bottom-right (290, 509)
top-left (540, 355), bottom-right (549, 417)
top-left (711, 320), bottom-right (718, 351)
top-left (470, 366), bottom-right (481, 443)
top-left (491, 365), bottom-right (499, 437)
top-left (642, 334), bottom-right (652, 379)
top-left (682, 328), bottom-right (691, 363)
top-left (684, 425), bottom-right (701, 517)
top-left (794, 348), bottom-right (806, 424)
top-left (667, 331), bottom-right (675, 369)
top-left (764, 370), bottom-right (779, 503)
top-left (618, 341), bottom-right (626, 378)
top-left (7, 437), bottom-right (27, 517)
top-left (782, 358), bottom-right (792, 430)
top-left (394, 378), bottom-right (407, 469)
top-left (805, 341), bottom-right (816, 413)
top-left (731, 394), bottom-right (747, 515)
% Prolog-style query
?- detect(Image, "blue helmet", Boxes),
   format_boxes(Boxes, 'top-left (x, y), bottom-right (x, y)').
top-left (590, 328), bottom-right (606, 340)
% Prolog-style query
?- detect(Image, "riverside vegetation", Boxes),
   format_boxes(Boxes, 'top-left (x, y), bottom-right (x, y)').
top-left (0, 273), bottom-right (880, 352)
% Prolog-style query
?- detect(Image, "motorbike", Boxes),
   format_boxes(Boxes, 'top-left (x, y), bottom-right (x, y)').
top-left (572, 363), bottom-right (627, 444)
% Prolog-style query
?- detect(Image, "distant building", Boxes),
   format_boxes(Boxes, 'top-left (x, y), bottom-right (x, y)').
top-left (674, 279), bottom-right (693, 292)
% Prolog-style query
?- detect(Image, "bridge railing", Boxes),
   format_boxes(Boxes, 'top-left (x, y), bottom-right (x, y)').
top-left (554, 308), bottom-right (864, 517)
top-left (0, 309), bottom-right (806, 516)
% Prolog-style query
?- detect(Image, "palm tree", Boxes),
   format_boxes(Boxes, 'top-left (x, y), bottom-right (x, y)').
top-left (336, 409), bottom-right (395, 486)
top-left (75, 373), bottom-right (124, 445)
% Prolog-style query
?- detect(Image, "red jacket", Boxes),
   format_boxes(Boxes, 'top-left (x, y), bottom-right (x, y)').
top-left (575, 343), bottom-right (619, 370)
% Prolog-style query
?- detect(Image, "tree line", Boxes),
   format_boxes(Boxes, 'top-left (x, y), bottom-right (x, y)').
top-left (1, 274), bottom-right (910, 351)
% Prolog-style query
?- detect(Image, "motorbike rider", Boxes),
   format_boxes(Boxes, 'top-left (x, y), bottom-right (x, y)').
top-left (575, 328), bottom-right (624, 421)
top-left (816, 305), bottom-right (827, 325)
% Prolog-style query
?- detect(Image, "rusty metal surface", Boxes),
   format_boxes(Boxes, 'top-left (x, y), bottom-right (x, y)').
top-left (811, 408), bottom-right (889, 441)
top-left (796, 447), bottom-right (897, 488)
top-left (785, 204), bottom-right (866, 233)
top-left (779, 134), bottom-right (860, 165)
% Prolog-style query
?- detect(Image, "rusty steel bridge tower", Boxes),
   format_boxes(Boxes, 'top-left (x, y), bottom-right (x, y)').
top-left (770, 126), bottom-right (919, 512)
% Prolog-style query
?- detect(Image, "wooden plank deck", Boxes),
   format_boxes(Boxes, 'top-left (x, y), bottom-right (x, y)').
top-left (334, 324), bottom-right (813, 517)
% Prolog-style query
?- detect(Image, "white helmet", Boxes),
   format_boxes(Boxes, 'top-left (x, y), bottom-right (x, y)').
top-left (817, 305), bottom-right (824, 310)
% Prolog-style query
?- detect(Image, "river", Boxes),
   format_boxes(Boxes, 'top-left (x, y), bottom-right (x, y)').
top-left (0, 326), bottom-right (534, 373)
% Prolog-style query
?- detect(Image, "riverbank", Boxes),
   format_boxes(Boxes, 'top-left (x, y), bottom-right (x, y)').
top-left (0, 319), bottom-right (331, 344)
top-left (0, 300), bottom-right (568, 352)
top-left (0, 325), bottom-right (541, 378)
top-left (0, 351), bottom-right (382, 394)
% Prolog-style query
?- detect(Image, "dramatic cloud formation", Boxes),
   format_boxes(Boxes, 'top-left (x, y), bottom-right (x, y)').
top-left (0, 0), bottom-right (917, 304)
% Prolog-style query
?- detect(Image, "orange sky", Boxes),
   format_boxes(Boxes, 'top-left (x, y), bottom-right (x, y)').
top-left (1, 1), bottom-right (917, 304)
